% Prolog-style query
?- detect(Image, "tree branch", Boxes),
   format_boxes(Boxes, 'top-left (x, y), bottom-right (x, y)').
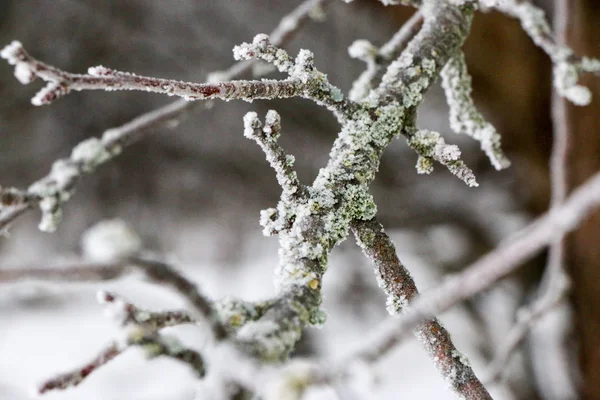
top-left (351, 218), bottom-right (492, 400)
top-left (0, 41), bottom-right (304, 104)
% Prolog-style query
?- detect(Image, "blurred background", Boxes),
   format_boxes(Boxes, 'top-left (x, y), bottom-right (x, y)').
top-left (0, 1), bottom-right (599, 399)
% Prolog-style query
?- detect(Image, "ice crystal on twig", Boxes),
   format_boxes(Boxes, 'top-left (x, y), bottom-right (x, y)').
top-left (407, 129), bottom-right (478, 187)
top-left (441, 52), bottom-right (510, 171)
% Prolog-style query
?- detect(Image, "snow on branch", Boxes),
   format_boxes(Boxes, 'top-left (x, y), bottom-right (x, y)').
top-left (491, 0), bottom-right (600, 106)
top-left (441, 51), bottom-right (511, 170)
top-left (351, 218), bottom-right (491, 400)
top-left (407, 129), bottom-right (478, 187)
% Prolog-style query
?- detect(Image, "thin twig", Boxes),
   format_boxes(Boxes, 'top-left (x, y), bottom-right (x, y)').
top-left (38, 291), bottom-right (198, 394)
top-left (0, 262), bottom-right (129, 283)
top-left (352, 218), bottom-right (492, 400)
top-left (0, 254), bottom-right (226, 339)
top-left (37, 342), bottom-right (121, 394)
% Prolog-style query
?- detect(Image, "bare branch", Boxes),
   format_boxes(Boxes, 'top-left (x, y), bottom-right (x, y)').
top-left (0, 41), bottom-right (305, 105)
top-left (38, 291), bottom-right (198, 394)
top-left (345, 169), bottom-right (600, 365)
top-left (37, 342), bottom-right (121, 394)
top-left (352, 218), bottom-right (492, 400)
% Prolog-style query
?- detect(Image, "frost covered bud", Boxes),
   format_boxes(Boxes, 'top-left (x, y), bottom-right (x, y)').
top-left (243, 111), bottom-right (262, 139)
top-left (263, 109), bottom-right (282, 138)
top-left (81, 219), bottom-right (142, 262)
top-left (348, 39), bottom-right (377, 62)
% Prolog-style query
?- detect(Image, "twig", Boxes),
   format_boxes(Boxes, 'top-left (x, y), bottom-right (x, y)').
top-left (1, 41), bottom-right (304, 104)
top-left (406, 128), bottom-right (478, 187)
top-left (38, 291), bottom-right (198, 394)
top-left (352, 218), bottom-right (492, 400)
top-left (98, 290), bottom-right (196, 329)
top-left (127, 255), bottom-right (227, 340)
top-left (345, 169), bottom-right (600, 366)
top-left (37, 342), bottom-right (121, 394)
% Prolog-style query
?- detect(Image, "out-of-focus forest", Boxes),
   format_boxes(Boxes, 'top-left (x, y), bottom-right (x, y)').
top-left (0, 1), bottom-right (599, 399)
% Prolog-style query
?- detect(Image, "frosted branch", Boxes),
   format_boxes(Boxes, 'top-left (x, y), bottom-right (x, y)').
top-left (243, 110), bottom-right (304, 201)
top-left (351, 218), bottom-right (491, 399)
top-left (0, 41), bottom-right (306, 105)
top-left (484, 1), bottom-right (577, 385)
top-left (441, 52), bottom-right (510, 170)
top-left (226, 0), bottom-right (476, 371)
top-left (374, 1), bottom-right (474, 107)
top-left (346, 169), bottom-right (600, 367)
top-left (1, 129), bottom-right (140, 232)
top-left (407, 129), bottom-right (478, 187)
top-left (0, 262), bottom-right (129, 283)
top-left (38, 292), bottom-right (198, 394)
top-left (99, 291), bottom-right (205, 376)
top-left (492, 0), bottom-right (600, 106)
top-left (234, 34), bottom-right (355, 121)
